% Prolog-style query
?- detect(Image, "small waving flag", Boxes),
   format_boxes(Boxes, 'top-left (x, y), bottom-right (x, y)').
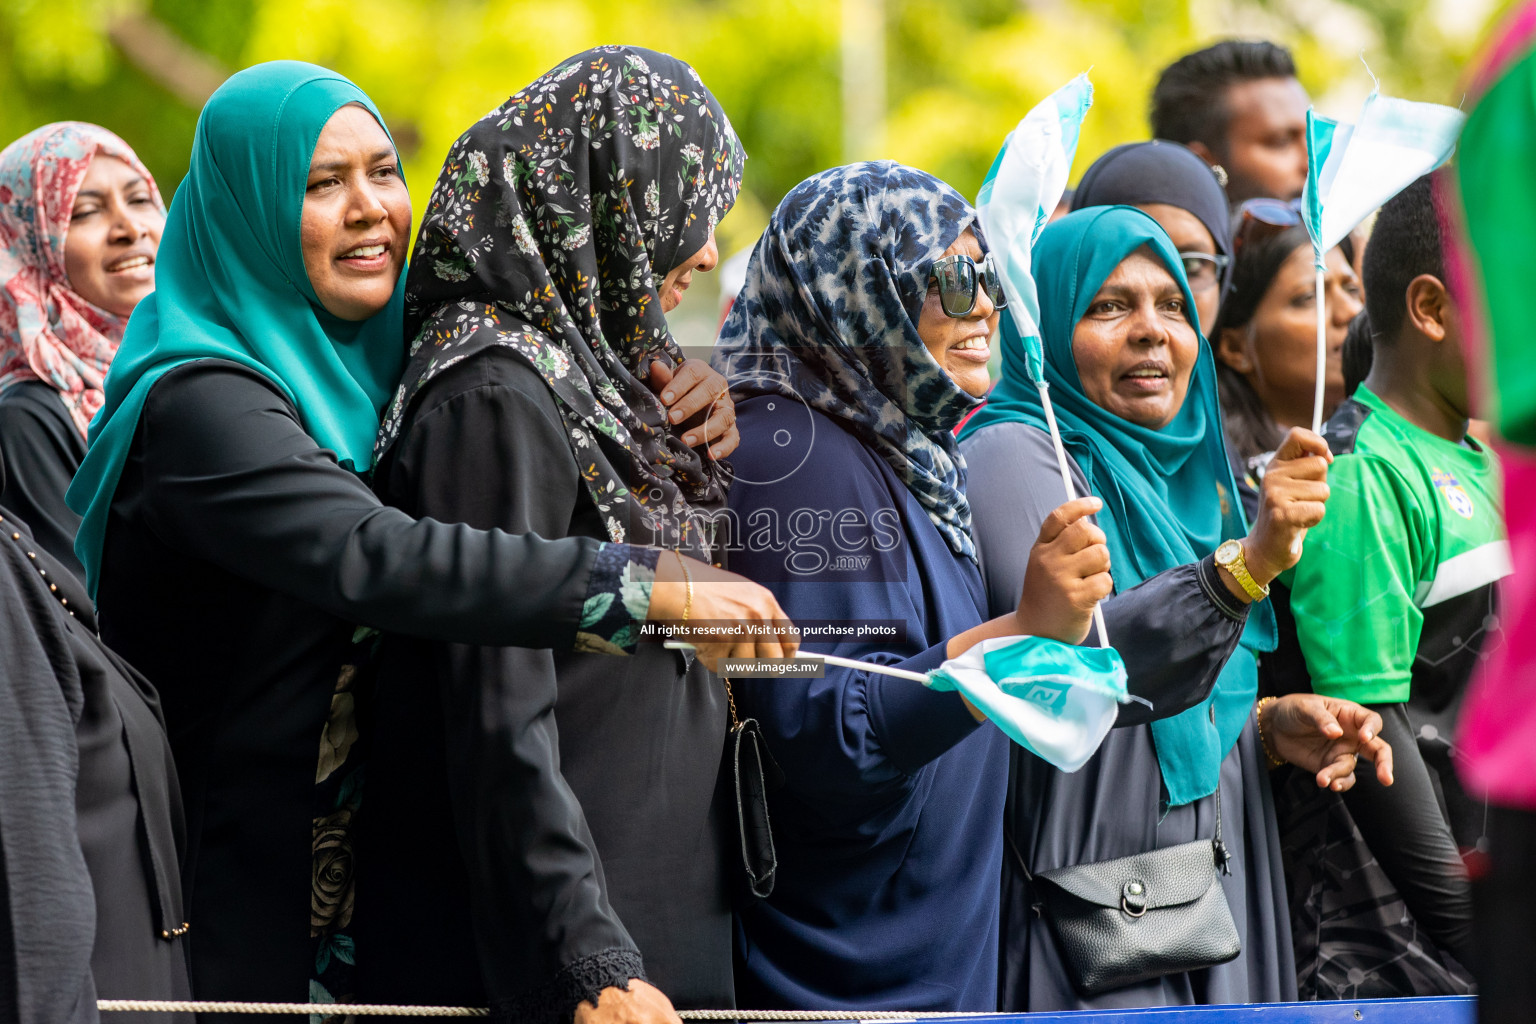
top-left (975, 72), bottom-right (1093, 383)
top-left (802, 637), bottom-right (1132, 772)
top-left (1301, 89), bottom-right (1466, 431)
top-left (974, 74), bottom-right (1109, 645)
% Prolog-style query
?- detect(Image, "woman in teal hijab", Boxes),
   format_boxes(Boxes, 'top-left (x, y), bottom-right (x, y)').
top-left (64, 61), bottom-right (793, 1010)
top-left (959, 205), bottom-right (1392, 1010)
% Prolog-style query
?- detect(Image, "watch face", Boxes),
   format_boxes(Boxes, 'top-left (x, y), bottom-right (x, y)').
top-left (1216, 539), bottom-right (1241, 564)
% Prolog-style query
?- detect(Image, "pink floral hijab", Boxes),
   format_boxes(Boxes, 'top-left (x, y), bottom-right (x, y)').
top-left (0, 122), bottom-right (163, 437)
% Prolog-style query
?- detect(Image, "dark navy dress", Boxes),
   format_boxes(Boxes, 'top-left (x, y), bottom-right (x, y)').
top-left (724, 398), bottom-right (1006, 1011)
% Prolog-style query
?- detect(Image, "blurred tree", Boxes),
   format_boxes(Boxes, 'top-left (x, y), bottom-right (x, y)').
top-left (0, 0), bottom-right (1511, 254)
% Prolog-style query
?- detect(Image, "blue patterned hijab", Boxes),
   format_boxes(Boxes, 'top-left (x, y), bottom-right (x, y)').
top-left (713, 161), bottom-right (983, 559)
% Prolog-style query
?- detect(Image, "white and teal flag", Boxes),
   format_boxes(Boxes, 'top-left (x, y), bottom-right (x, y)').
top-left (974, 75), bottom-right (1112, 646)
top-left (1302, 92), bottom-right (1466, 266)
top-left (975, 72), bottom-right (1093, 383)
top-left (1300, 90), bottom-right (1465, 431)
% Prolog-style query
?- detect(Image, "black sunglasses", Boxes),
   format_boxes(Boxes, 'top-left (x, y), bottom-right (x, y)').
top-left (929, 252), bottom-right (1008, 318)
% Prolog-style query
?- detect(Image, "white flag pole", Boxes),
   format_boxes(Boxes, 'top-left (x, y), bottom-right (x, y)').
top-left (1311, 263), bottom-right (1328, 434)
top-left (1036, 380), bottom-right (1111, 648)
top-left (660, 640), bottom-right (934, 682)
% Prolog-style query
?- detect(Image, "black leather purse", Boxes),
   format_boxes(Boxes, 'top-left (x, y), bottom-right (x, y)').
top-left (1008, 787), bottom-right (1242, 995)
top-left (722, 678), bottom-right (781, 901)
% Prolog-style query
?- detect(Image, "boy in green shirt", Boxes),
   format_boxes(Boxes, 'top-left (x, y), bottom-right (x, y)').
top-left (1275, 176), bottom-right (1511, 997)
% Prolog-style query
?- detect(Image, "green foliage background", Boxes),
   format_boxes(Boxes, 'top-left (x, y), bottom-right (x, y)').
top-left (0, 0), bottom-right (1512, 262)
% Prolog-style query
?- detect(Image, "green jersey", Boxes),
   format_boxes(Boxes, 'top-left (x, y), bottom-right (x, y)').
top-left (1284, 385), bottom-right (1511, 708)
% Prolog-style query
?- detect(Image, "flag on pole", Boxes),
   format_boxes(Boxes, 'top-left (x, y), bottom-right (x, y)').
top-left (974, 74), bottom-right (1112, 646)
top-left (794, 636), bottom-right (1131, 772)
top-left (1300, 90), bottom-right (1466, 431)
top-left (975, 72), bottom-right (1093, 384)
top-left (925, 635), bottom-right (1130, 771)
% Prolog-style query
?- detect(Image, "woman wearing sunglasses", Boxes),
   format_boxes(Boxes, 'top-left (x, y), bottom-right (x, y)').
top-left (710, 162), bottom-right (1116, 1010)
top-left (959, 205), bottom-right (1393, 1012)
top-left (709, 162), bottom-right (1270, 1011)
top-left (1212, 198), bottom-right (1363, 472)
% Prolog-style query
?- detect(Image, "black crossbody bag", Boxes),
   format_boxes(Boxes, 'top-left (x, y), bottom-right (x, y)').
top-left (1007, 785), bottom-right (1242, 995)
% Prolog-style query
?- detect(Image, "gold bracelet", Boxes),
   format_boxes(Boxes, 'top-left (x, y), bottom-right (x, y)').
top-left (674, 550), bottom-right (693, 624)
top-left (1255, 696), bottom-right (1285, 769)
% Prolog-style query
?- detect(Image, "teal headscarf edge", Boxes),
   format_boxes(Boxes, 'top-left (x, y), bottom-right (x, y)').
top-left (66, 61), bottom-right (408, 597)
top-left (960, 205), bottom-right (1277, 807)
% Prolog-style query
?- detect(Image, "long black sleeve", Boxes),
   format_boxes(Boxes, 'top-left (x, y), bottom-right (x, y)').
top-left (0, 513), bottom-right (97, 1024)
top-left (369, 354), bottom-right (641, 1023)
top-left (127, 361), bottom-right (607, 649)
top-left (1341, 702), bottom-right (1474, 965)
top-left (0, 383), bottom-right (87, 581)
top-left (961, 420), bottom-right (1244, 727)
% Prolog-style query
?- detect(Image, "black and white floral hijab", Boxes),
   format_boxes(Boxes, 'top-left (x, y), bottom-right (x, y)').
top-left (713, 162), bottom-right (983, 560)
top-left (376, 46), bottom-right (745, 555)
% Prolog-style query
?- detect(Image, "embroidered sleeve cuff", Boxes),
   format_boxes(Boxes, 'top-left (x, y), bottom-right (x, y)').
top-left (1197, 554), bottom-right (1251, 623)
top-left (491, 947), bottom-right (647, 1024)
top-left (574, 543), bottom-right (660, 655)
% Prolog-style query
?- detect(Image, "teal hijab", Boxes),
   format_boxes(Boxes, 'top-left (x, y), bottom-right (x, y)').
top-left (960, 205), bottom-right (1275, 807)
top-left (67, 61), bottom-right (407, 595)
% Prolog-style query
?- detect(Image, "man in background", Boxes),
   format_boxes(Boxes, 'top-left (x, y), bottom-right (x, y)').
top-left (1151, 39), bottom-right (1311, 205)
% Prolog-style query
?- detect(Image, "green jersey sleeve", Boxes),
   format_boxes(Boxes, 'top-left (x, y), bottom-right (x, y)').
top-left (1284, 453), bottom-right (1431, 703)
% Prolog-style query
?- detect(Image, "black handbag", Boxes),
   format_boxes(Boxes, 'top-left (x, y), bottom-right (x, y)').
top-left (722, 678), bottom-right (782, 901)
top-left (1007, 786), bottom-right (1242, 995)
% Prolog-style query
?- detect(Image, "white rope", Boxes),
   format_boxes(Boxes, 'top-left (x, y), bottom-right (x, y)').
top-left (98, 1001), bottom-right (485, 1017)
top-left (98, 1000), bottom-right (992, 1020)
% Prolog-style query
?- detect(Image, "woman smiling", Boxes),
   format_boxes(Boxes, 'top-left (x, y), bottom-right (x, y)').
top-left (960, 206), bottom-right (1391, 1011)
top-left (67, 60), bottom-right (792, 1013)
top-left (0, 122), bottom-right (164, 578)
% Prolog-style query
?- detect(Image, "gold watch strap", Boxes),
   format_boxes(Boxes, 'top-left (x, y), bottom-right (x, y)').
top-left (1222, 543), bottom-right (1269, 602)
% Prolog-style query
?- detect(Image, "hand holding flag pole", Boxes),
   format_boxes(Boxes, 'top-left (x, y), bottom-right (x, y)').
top-left (974, 73), bottom-right (1110, 647)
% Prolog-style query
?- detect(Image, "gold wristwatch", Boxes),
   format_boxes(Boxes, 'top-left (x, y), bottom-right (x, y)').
top-left (1215, 539), bottom-right (1269, 602)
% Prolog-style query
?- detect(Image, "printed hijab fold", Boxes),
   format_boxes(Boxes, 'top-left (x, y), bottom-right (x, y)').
top-left (377, 46), bottom-right (745, 556)
top-left (0, 122), bottom-right (164, 437)
top-left (712, 161), bottom-right (983, 560)
top-left (961, 206), bottom-right (1275, 806)
top-left (67, 61), bottom-right (408, 595)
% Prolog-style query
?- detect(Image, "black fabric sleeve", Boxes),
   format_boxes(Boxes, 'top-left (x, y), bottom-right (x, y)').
top-left (961, 420), bottom-right (1243, 728)
top-left (0, 516), bottom-right (98, 1024)
top-left (1096, 558), bottom-right (1246, 728)
top-left (0, 386), bottom-right (86, 581)
top-left (131, 362), bottom-right (606, 650)
top-left (377, 356), bottom-right (642, 1023)
top-left (1341, 702), bottom-right (1474, 966)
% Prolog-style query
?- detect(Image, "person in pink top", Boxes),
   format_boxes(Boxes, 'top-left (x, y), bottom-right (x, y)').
top-left (1447, 4), bottom-right (1536, 1021)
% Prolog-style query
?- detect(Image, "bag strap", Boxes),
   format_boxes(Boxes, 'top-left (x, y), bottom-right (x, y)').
top-left (723, 676), bottom-right (741, 732)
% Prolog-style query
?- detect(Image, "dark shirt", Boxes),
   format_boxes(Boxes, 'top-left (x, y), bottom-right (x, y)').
top-left (0, 381), bottom-right (86, 579)
top-left (95, 361), bottom-right (618, 1010)
top-left (360, 349), bottom-right (732, 1021)
top-left (0, 505), bottom-right (191, 1024)
top-left (725, 399), bottom-right (1004, 1012)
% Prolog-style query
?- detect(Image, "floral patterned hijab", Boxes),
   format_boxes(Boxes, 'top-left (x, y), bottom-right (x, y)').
top-left (712, 162), bottom-right (983, 560)
top-left (0, 122), bottom-right (163, 437)
top-left (376, 46), bottom-right (746, 555)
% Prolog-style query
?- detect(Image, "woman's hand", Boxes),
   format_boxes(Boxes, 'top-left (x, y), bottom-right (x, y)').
top-left (574, 980), bottom-right (681, 1024)
top-left (649, 358), bottom-right (738, 459)
top-left (1015, 496), bottom-right (1114, 645)
top-left (1241, 427), bottom-right (1332, 587)
top-left (1260, 693), bottom-right (1395, 792)
top-left (648, 553), bottom-right (799, 672)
